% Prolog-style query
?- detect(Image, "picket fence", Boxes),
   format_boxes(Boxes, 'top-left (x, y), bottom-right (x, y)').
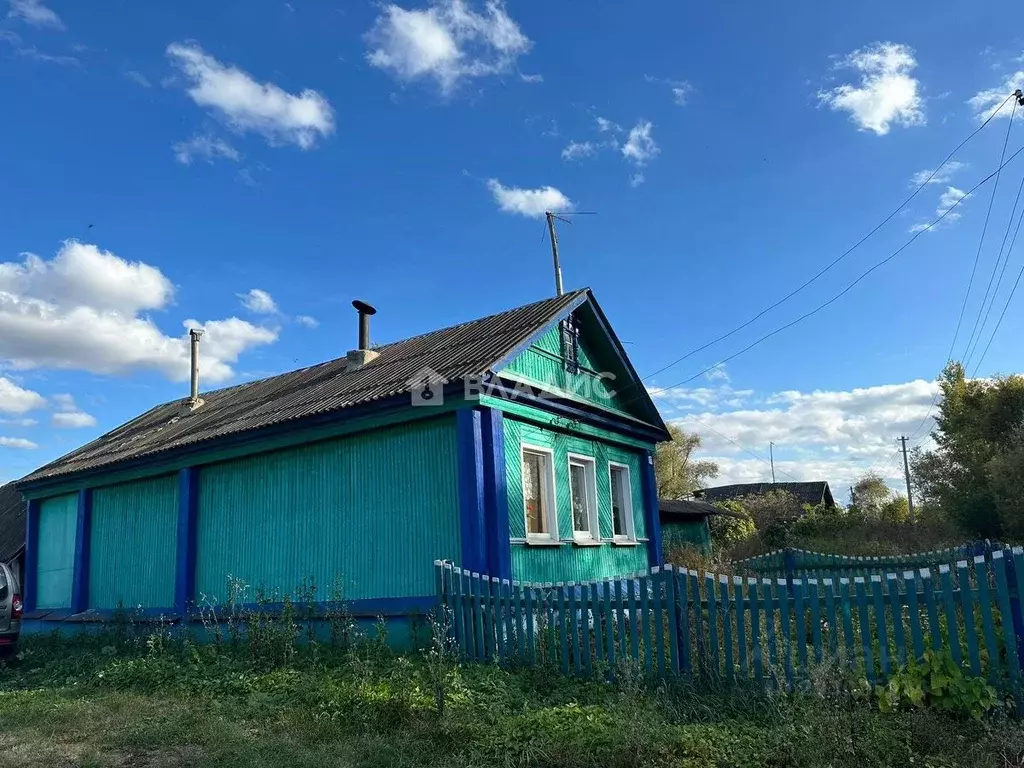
top-left (732, 541), bottom-right (1002, 582)
top-left (434, 547), bottom-right (1024, 704)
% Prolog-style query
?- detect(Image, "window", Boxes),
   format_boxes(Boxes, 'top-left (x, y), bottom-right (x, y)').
top-left (568, 454), bottom-right (598, 540)
top-left (522, 447), bottom-right (557, 541)
top-left (560, 318), bottom-right (580, 374)
top-left (609, 463), bottom-right (635, 540)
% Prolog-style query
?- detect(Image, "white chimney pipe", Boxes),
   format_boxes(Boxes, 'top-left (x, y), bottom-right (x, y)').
top-left (189, 328), bottom-right (204, 406)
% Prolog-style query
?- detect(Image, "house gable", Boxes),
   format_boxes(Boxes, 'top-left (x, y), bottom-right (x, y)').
top-left (498, 298), bottom-right (664, 430)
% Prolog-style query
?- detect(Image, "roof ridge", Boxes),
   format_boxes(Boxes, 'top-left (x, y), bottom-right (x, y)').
top-left (174, 289), bottom-right (592, 404)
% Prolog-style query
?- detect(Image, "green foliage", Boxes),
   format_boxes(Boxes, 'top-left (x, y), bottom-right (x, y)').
top-left (850, 472), bottom-right (894, 518)
top-left (654, 424), bottom-right (719, 499)
top-left (709, 501), bottom-right (757, 550)
top-left (911, 362), bottom-right (1024, 538)
top-left (875, 650), bottom-right (998, 720)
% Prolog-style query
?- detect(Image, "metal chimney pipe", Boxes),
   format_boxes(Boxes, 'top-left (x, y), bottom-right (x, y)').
top-left (189, 328), bottom-right (204, 403)
top-left (352, 300), bottom-right (376, 350)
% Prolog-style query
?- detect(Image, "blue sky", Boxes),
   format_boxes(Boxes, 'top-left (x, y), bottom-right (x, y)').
top-left (2, 0), bottom-right (1024, 497)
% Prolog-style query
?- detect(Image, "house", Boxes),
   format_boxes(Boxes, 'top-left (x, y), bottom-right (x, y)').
top-left (694, 481), bottom-right (836, 510)
top-left (0, 483), bottom-right (26, 587)
top-left (658, 497), bottom-right (750, 555)
top-left (15, 288), bottom-right (670, 632)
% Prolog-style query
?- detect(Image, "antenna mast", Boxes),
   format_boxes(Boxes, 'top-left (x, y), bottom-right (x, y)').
top-left (545, 211), bottom-right (564, 297)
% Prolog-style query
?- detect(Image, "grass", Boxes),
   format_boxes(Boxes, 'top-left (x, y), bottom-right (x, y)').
top-left (1, 626), bottom-right (1024, 768)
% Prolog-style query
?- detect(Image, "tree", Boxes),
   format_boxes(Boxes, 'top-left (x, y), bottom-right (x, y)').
top-left (910, 362), bottom-right (1024, 537)
top-left (850, 472), bottom-right (892, 519)
top-left (654, 424), bottom-right (719, 499)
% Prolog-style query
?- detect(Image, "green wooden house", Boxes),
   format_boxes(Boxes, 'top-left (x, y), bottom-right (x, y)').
top-left (16, 289), bottom-right (669, 630)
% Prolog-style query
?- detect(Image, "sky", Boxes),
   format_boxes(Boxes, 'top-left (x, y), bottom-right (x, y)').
top-left (2, 0), bottom-right (1024, 500)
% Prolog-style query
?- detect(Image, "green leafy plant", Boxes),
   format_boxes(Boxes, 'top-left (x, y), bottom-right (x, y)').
top-left (875, 649), bottom-right (998, 719)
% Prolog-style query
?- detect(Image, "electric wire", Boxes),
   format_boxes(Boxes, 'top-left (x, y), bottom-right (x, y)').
top-left (620, 136), bottom-right (1024, 413)
top-left (638, 92), bottom-right (1018, 385)
top-left (954, 98), bottom-right (1018, 369)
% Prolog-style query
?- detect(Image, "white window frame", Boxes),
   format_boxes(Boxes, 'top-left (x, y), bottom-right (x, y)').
top-left (566, 453), bottom-right (599, 542)
top-left (521, 444), bottom-right (558, 543)
top-left (608, 462), bottom-right (636, 542)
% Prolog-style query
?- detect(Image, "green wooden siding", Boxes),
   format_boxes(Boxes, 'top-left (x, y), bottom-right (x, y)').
top-left (88, 475), bottom-right (179, 609)
top-left (504, 324), bottom-right (640, 417)
top-left (504, 417), bottom-right (648, 582)
top-left (661, 519), bottom-right (712, 554)
top-left (510, 542), bottom-right (646, 583)
top-left (36, 493), bottom-right (77, 609)
top-left (195, 416), bottom-right (461, 604)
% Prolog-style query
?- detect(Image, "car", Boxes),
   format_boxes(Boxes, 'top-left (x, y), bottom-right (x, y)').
top-left (0, 561), bottom-right (21, 660)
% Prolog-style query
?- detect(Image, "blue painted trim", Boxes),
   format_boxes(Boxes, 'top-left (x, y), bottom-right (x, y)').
top-left (640, 451), bottom-right (663, 567)
top-left (70, 489), bottom-right (92, 612)
top-left (23, 499), bottom-right (40, 612)
top-left (456, 408), bottom-right (487, 574)
top-left (22, 595), bottom-right (437, 624)
top-left (174, 467), bottom-right (199, 615)
top-left (489, 291), bottom-right (591, 373)
top-left (480, 407), bottom-right (512, 580)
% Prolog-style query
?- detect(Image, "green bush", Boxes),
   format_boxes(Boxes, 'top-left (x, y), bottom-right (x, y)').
top-left (876, 649), bottom-right (998, 720)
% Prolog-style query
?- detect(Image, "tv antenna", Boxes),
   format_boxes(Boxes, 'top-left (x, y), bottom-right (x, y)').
top-left (544, 210), bottom-right (596, 296)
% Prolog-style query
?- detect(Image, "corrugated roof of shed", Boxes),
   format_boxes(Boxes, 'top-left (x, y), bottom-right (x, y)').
top-left (20, 289), bottom-right (596, 484)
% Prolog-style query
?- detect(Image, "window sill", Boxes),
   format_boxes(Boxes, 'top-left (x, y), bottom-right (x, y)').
top-left (572, 538), bottom-right (603, 547)
top-left (611, 540), bottom-right (641, 547)
top-left (525, 538), bottom-right (563, 547)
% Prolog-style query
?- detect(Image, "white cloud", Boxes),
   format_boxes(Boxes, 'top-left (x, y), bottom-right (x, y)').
top-left (819, 42), bottom-right (925, 135)
top-left (365, 0), bottom-right (530, 94)
top-left (655, 378), bottom-right (941, 495)
top-left (595, 117), bottom-right (621, 133)
top-left (910, 160), bottom-right (967, 187)
top-left (0, 241), bottom-right (174, 314)
top-left (7, 0), bottom-right (63, 29)
top-left (238, 288), bottom-right (278, 314)
top-left (968, 71), bottom-right (1024, 122)
top-left (520, 72), bottom-right (542, 83)
top-left (629, 173), bottom-right (645, 188)
top-left (124, 70), bottom-right (152, 88)
top-left (166, 42), bottom-right (335, 149)
top-left (0, 377), bottom-right (45, 414)
top-left (561, 140), bottom-right (597, 161)
top-left (621, 120), bottom-right (659, 165)
top-left (295, 314), bottom-right (319, 329)
top-left (0, 437), bottom-right (37, 450)
top-left (172, 134), bottom-right (241, 165)
top-left (486, 179), bottom-right (572, 218)
top-left (671, 82), bottom-right (693, 106)
top-left (0, 241), bottom-right (277, 383)
top-left (909, 185), bottom-right (969, 233)
top-left (51, 394), bottom-right (96, 428)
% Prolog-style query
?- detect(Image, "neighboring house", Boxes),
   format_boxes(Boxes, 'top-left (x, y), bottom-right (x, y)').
top-left (658, 498), bottom-right (721, 553)
top-left (16, 288), bottom-right (670, 630)
top-left (694, 482), bottom-right (836, 510)
top-left (0, 483), bottom-right (26, 587)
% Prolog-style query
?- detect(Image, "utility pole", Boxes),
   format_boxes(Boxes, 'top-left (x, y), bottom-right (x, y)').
top-left (769, 441), bottom-right (776, 483)
top-left (545, 211), bottom-right (564, 297)
top-left (899, 435), bottom-right (916, 522)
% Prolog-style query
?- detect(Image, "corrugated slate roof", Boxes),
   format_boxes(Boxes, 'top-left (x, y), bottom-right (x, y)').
top-left (694, 482), bottom-right (836, 508)
top-left (0, 483), bottom-right (25, 563)
top-left (21, 289), bottom-right (595, 484)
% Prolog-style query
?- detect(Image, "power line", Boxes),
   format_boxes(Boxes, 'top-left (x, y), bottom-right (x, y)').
top-left (638, 92), bottom-right (1018, 385)
top-left (949, 98), bottom-right (1018, 366)
top-left (964, 132), bottom-right (1024, 369)
top-left (621, 138), bottom-right (1024, 411)
top-left (972, 240), bottom-right (1024, 374)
